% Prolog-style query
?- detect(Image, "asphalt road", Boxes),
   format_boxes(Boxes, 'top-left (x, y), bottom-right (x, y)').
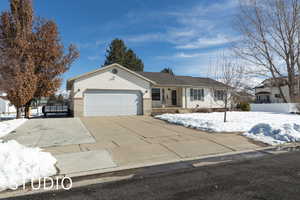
top-left (5, 151), bottom-right (300, 200)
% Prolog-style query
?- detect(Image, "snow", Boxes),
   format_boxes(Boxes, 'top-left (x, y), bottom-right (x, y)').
top-left (0, 113), bottom-right (17, 120)
top-left (0, 118), bottom-right (27, 138)
top-left (0, 117), bottom-right (56, 191)
top-left (0, 140), bottom-right (57, 191)
top-left (156, 112), bottom-right (300, 145)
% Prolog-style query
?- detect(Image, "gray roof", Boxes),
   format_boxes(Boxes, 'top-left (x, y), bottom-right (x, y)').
top-left (137, 72), bottom-right (228, 88)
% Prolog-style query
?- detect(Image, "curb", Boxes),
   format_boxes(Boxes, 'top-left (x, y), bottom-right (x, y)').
top-left (1, 142), bottom-right (299, 199)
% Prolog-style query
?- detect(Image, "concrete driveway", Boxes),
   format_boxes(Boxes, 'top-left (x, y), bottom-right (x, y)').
top-left (4, 116), bottom-right (265, 178)
top-left (74, 116), bottom-right (263, 167)
top-left (3, 118), bottom-right (95, 148)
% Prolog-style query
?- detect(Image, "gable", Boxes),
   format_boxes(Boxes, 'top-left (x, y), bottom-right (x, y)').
top-left (67, 63), bottom-right (155, 90)
top-left (72, 66), bottom-right (151, 98)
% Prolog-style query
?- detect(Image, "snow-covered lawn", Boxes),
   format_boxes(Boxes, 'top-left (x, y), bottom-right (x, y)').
top-left (156, 112), bottom-right (300, 145)
top-left (0, 119), bottom-right (57, 191)
top-left (0, 118), bottom-right (27, 138)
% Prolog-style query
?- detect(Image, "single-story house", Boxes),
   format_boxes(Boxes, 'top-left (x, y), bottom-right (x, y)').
top-left (67, 63), bottom-right (230, 117)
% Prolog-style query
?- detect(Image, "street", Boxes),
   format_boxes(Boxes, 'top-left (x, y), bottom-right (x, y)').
top-left (5, 151), bottom-right (300, 200)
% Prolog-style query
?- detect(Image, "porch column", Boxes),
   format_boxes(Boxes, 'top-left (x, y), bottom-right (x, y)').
top-left (182, 88), bottom-right (187, 108)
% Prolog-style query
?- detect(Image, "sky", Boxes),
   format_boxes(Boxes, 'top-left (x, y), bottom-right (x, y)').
top-left (0, 0), bottom-right (241, 90)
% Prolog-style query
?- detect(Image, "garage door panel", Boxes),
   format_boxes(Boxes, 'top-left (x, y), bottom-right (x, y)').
top-left (84, 90), bottom-right (142, 116)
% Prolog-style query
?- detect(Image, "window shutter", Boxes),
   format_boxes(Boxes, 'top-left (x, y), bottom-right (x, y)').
top-left (190, 89), bottom-right (193, 101)
top-left (197, 89), bottom-right (201, 100)
top-left (213, 89), bottom-right (216, 100)
top-left (194, 89), bottom-right (197, 100)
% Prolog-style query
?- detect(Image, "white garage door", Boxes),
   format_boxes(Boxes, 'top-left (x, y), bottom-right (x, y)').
top-left (84, 90), bottom-right (142, 116)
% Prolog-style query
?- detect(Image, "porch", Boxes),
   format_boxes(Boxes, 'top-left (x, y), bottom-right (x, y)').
top-left (151, 87), bottom-right (185, 108)
top-left (255, 91), bottom-right (271, 104)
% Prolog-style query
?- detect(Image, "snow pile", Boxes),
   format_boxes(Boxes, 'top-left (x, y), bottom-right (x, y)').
top-left (0, 113), bottom-right (17, 120)
top-left (243, 123), bottom-right (300, 145)
top-left (156, 112), bottom-right (300, 145)
top-left (0, 140), bottom-right (57, 191)
top-left (0, 118), bottom-right (27, 138)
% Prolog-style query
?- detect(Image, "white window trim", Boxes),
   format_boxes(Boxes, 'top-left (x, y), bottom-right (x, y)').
top-left (151, 88), bottom-right (161, 101)
top-left (214, 89), bottom-right (226, 101)
top-left (190, 88), bottom-right (205, 101)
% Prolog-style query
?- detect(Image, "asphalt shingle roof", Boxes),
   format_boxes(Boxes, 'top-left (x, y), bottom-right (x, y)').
top-left (137, 72), bottom-right (228, 88)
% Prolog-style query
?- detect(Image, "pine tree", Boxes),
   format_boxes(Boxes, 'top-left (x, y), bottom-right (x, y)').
top-left (103, 39), bottom-right (144, 71)
top-left (161, 68), bottom-right (174, 75)
top-left (124, 49), bottom-right (144, 71)
top-left (103, 39), bottom-right (127, 67)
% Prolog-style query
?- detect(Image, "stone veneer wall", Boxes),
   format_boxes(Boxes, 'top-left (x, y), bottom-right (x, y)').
top-left (73, 98), bottom-right (84, 117)
top-left (143, 98), bottom-right (152, 115)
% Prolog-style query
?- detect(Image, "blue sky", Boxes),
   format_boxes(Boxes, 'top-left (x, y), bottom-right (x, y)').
top-left (0, 0), bottom-right (239, 90)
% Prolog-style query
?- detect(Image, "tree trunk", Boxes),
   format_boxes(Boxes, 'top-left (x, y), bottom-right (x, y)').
top-left (224, 90), bottom-right (228, 123)
top-left (289, 83), bottom-right (296, 103)
top-left (24, 100), bottom-right (32, 118)
top-left (278, 86), bottom-right (288, 103)
top-left (16, 107), bottom-right (21, 119)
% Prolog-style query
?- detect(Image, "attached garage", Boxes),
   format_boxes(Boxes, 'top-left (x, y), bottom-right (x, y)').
top-left (84, 90), bottom-right (142, 116)
top-left (67, 64), bottom-right (154, 117)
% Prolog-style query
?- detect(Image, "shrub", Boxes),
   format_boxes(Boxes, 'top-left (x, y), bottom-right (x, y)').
top-left (193, 108), bottom-right (212, 113)
top-left (237, 102), bottom-right (250, 111)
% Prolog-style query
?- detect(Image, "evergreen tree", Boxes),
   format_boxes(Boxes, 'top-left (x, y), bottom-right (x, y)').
top-left (103, 39), bottom-right (144, 71)
top-left (103, 39), bottom-right (127, 67)
top-left (124, 49), bottom-right (144, 71)
top-left (161, 67), bottom-right (174, 75)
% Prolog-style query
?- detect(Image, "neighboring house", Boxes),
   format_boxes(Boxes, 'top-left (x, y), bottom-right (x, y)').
top-left (0, 92), bottom-right (16, 114)
top-left (232, 91), bottom-right (255, 104)
top-left (67, 63), bottom-right (230, 117)
top-left (254, 76), bottom-right (300, 103)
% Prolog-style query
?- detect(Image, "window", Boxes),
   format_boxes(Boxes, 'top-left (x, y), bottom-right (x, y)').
top-left (275, 94), bottom-right (281, 98)
top-left (190, 89), bottom-right (204, 101)
top-left (152, 88), bottom-right (161, 101)
top-left (256, 96), bottom-right (260, 101)
top-left (214, 90), bottom-right (226, 101)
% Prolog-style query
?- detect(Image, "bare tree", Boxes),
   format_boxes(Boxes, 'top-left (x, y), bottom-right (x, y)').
top-left (234, 0), bottom-right (300, 103)
top-left (212, 53), bottom-right (245, 122)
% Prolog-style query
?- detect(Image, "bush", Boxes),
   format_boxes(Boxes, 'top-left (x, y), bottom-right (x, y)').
top-left (237, 102), bottom-right (250, 111)
top-left (193, 108), bottom-right (212, 113)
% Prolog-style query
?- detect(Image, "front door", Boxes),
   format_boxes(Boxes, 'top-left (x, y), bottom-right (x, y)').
top-left (171, 90), bottom-right (177, 106)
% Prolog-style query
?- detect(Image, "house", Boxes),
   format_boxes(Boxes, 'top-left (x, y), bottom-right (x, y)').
top-left (254, 76), bottom-right (300, 103)
top-left (67, 63), bottom-right (230, 117)
top-left (232, 91), bottom-right (255, 104)
top-left (0, 92), bottom-right (16, 114)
